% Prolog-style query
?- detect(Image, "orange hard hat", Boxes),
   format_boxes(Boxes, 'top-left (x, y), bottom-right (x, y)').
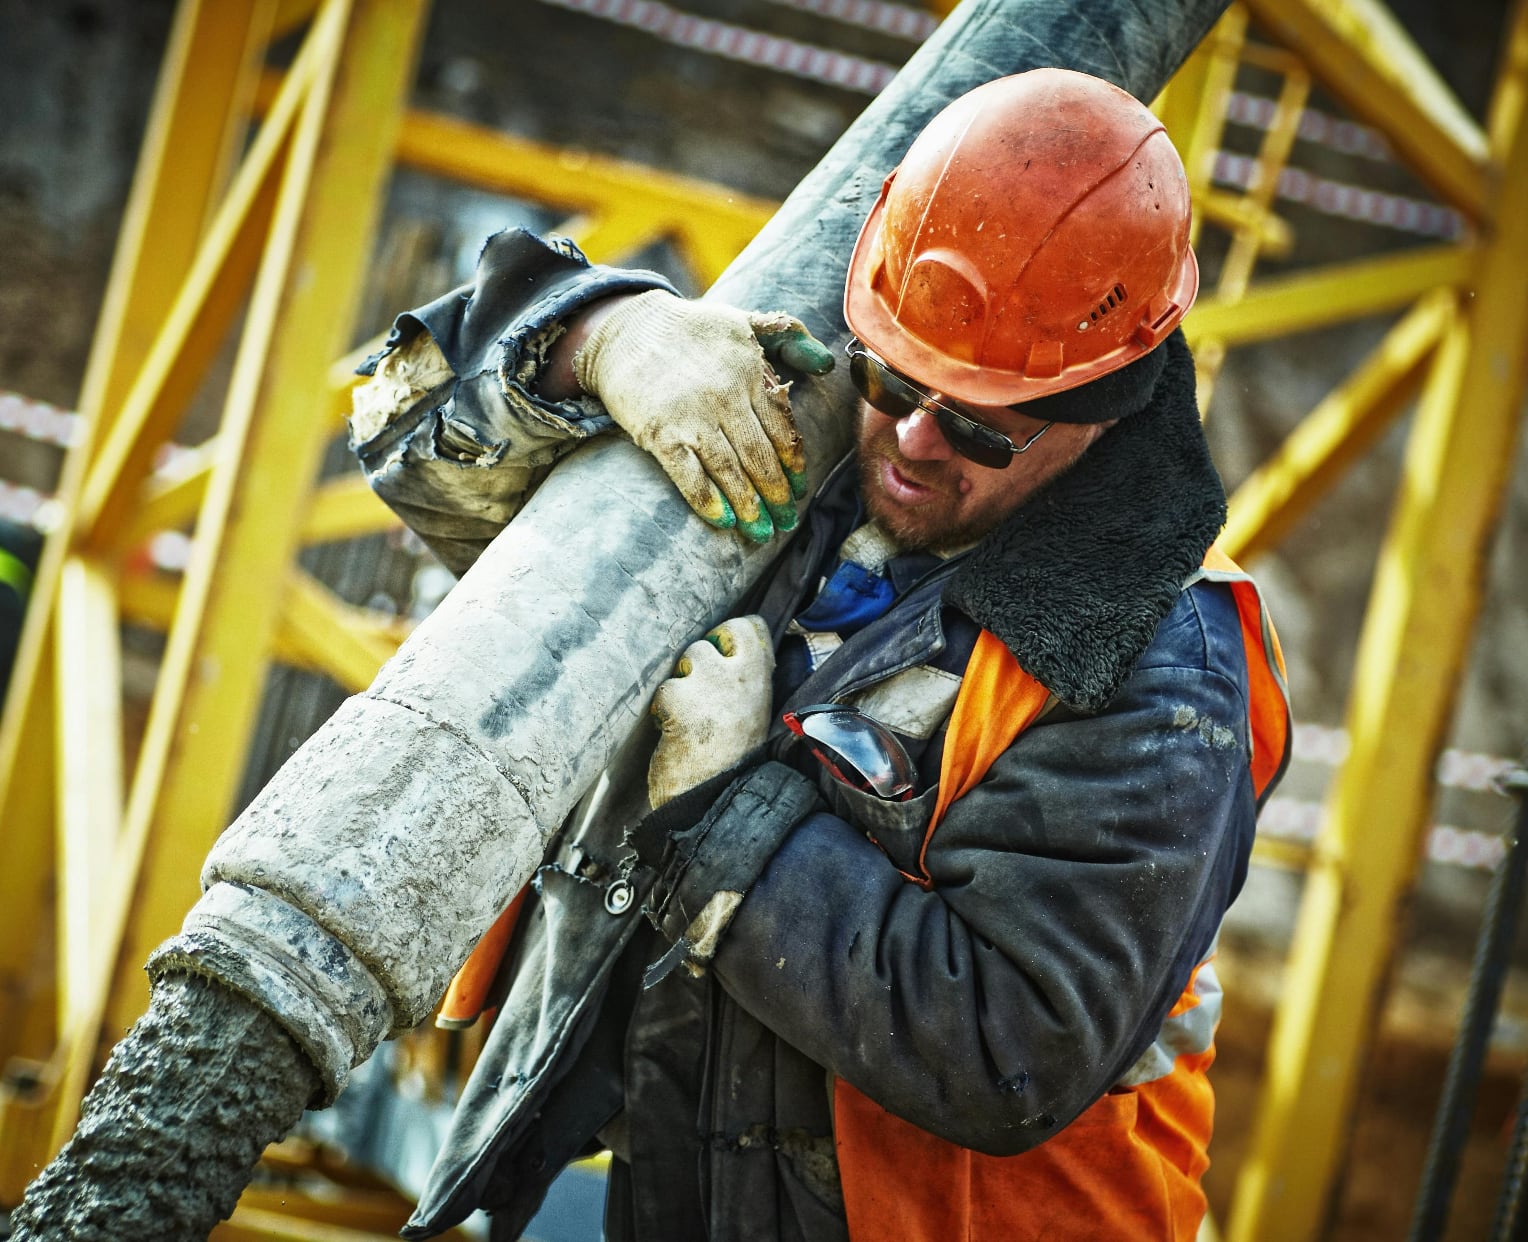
top-left (844, 68), bottom-right (1198, 410)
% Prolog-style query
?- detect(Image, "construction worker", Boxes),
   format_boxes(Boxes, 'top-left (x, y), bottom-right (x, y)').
top-left (0, 516), bottom-right (42, 702)
top-left (353, 68), bottom-right (1291, 1242)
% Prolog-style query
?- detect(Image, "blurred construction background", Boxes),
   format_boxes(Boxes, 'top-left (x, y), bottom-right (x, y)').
top-left (2, 0), bottom-right (1528, 1238)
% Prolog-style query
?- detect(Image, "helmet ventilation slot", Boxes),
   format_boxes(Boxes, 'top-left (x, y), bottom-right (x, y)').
top-left (1077, 284), bottom-right (1127, 331)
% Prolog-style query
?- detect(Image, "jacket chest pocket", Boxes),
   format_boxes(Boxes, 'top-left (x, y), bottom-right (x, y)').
top-left (824, 779), bottom-right (942, 878)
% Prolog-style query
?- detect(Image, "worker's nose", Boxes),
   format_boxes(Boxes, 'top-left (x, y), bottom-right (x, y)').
top-left (895, 407), bottom-right (954, 462)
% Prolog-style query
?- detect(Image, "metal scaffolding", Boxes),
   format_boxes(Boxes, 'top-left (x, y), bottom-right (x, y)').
top-left (0, 0), bottom-right (1524, 1236)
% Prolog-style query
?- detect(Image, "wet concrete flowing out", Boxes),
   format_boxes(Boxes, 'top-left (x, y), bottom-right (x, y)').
top-left (6, 975), bottom-right (316, 1241)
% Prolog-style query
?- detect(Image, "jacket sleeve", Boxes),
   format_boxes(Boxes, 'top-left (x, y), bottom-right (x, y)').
top-left (349, 228), bottom-right (678, 574)
top-left (657, 639), bottom-right (1259, 1155)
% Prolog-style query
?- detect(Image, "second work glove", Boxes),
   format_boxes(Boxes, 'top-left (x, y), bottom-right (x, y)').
top-left (574, 290), bottom-right (833, 543)
top-left (648, 615), bottom-right (775, 808)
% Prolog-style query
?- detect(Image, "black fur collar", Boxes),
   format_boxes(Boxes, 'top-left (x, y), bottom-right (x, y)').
top-left (946, 332), bottom-right (1226, 712)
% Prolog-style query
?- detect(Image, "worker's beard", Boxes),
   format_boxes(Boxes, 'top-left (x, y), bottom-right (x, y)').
top-left (854, 417), bottom-right (1018, 554)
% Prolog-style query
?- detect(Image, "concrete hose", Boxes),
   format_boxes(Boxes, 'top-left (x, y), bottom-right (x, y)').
top-left (6, 975), bottom-right (315, 1241)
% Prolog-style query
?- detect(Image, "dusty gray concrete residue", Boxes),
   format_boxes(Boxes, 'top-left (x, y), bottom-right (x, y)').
top-left (7, 974), bottom-right (316, 1241)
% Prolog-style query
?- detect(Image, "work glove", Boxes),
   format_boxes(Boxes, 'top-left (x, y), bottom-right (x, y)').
top-left (648, 614), bottom-right (775, 808)
top-left (574, 290), bottom-right (834, 543)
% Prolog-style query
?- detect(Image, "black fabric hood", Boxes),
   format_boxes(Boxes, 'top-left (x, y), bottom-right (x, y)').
top-left (947, 331), bottom-right (1226, 712)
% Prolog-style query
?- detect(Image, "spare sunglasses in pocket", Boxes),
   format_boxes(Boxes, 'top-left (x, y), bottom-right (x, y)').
top-left (781, 703), bottom-right (917, 801)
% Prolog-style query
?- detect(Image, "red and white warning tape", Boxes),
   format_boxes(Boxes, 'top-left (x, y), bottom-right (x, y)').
top-left (1260, 796), bottom-right (1511, 872)
top-left (1211, 150), bottom-right (1464, 239)
top-left (536, 0), bottom-right (1460, 240)
top-left (0, 390), bottom-right (80, 449)
top-left (760, 0), bottom-right (937, 41)
top-left (1292, 720), bottom-right (1516, 794)
top-left (0, 479), bottom-right (49, 527)
top-left (1224, 90), bottom-right (1393, 163)
top-left (539, 0), bottom-right (899, 93)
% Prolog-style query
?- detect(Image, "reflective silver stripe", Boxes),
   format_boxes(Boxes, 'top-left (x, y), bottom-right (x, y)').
top-left (1116, 946), bottom-right (1222, 1088)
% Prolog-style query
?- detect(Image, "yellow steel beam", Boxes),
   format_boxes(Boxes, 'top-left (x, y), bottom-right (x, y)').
top-left (329, 338), bottom-right (380, 430)
top-left (118, 569), bottom-right (407, 687)
top-left (52, 557), bottom-right (124, 1039)
top-left (301, 475), bottom-right (401, 545)
top-left (117, 571), bottom-right (182, 636)
top-left (1216, 63), bottom-right (1308, 303)
top-left (1489, 0), bottom-right (1528, 154)
top-left (271, 0), bottom-right (323, 39)
top-left (116, 442), bottom-right (222, 552)
top-left (554, 211), bottom-right (668, 270)
top-left (1182, 243), bottom-right (1471, 348)
top-left (0, 613), bottom-right (59, 1069)
top-left (0, 0), bottom-right (271, 1078)
top-left (1158, 6), bottom-right (1247, 251)
top-left (97, 0), bottom-right (429, 1066)
top-left (77, 0), bottom-right (275, 425)
top-left (280, 572), bottom-right (403, 694)
top-left (1227, 5), bottom-right (1528, 1232)
top-left (258, 67), bottom-right (778, 274)
top-left (675, 218), bottom-right (761, 289)
top-left (390, 102), bottom-right (775, 267)
top-left (1197, 189), bottom-right (1293, 256)
top-left (1221, 290), bottom-right (1452, 562)
top-left (77, 37), bottom-right (321, 552)
top-left (118, 455), bottom-right (399, 556)
top-left (1249, 835), bottom-right (1314, 873)
top-left (1193, 53), bottom-right (1310, 408)
top-left (213, 1208), bottom-right (410, 1242)
top-left (1239, 0), bottom-right (1490, 219)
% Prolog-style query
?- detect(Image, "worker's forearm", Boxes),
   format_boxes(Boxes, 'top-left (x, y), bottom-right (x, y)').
top-left (535, 292), bottom-right (636, 401)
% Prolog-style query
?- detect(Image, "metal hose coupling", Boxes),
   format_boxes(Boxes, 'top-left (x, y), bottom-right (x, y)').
top-left (146, 882), bottom-right (394, 1104)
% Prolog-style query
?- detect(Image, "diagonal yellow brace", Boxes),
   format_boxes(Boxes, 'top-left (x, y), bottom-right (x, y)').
top-left (77, 36), bottom-right (323, 552)
top-left (328, 337), bottom-right (382, 431)
top-left (675, 218), bottom-right (760, 288)
top-left (555, 211), bottom-right (669, 269)
top-left (301, 475), bottom-right (401, 546)
top-left (1222, 290), bottom-right (1453, 562)
top-left (78, 0), bottom-right (278, 430)
top-left (1197, 189), bottom-right (1293, 256)
top-left (116, 442), bottom-right (221, 552)
top-left (1156, 6), bottom-right (1246, 251)
top-left (1183, 243), bottom-right (1471, 348)
top-left (280, 571), bottom-right (404, 693)
top-left (119, 569), bottom-right (408, 685)
top-left (1240, 0), bottom-right (1490, 219)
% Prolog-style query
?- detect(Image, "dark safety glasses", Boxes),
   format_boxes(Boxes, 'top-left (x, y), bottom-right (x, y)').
top-left (781, 703), bottom-right (916, 801)
top-left (845, 338), bottom-right (1051, 470)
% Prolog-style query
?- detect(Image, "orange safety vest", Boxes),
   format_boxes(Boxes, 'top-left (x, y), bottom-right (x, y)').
top-left (834, 544), bottom-right (1290, 1242)
top-left (439, 548), bottom-right (1290, 1239)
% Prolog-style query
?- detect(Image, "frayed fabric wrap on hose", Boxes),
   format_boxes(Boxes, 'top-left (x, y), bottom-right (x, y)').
top-left (148, 0), bottom-right (1234, 1107)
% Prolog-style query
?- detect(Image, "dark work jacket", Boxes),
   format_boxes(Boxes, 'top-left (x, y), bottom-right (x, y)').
top-left (352, 231), bottom-right (1283, 1241)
